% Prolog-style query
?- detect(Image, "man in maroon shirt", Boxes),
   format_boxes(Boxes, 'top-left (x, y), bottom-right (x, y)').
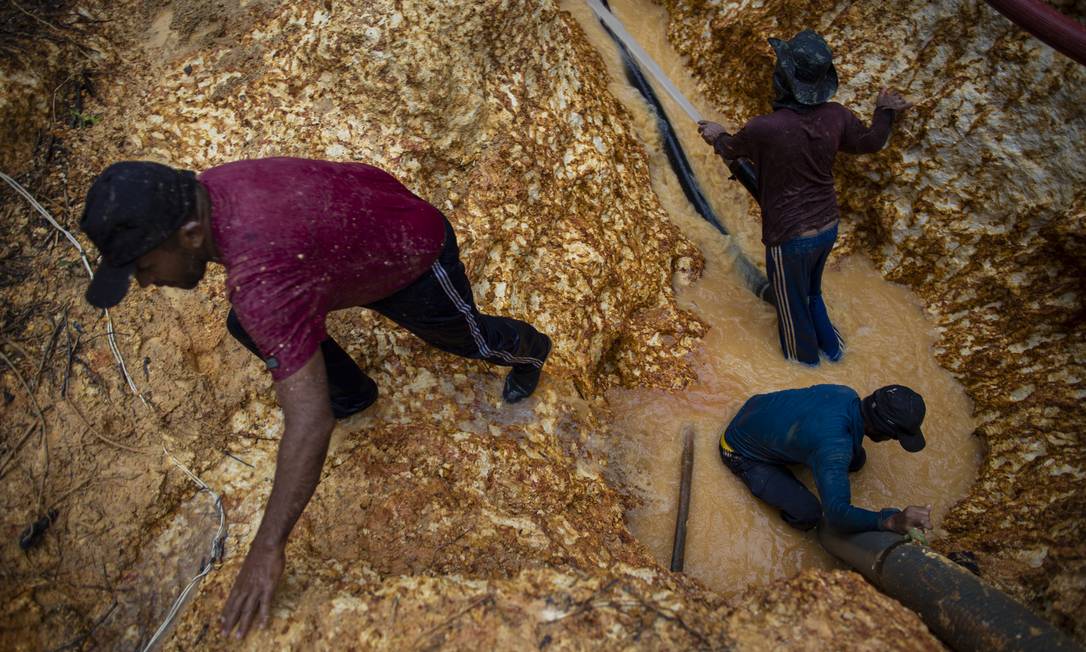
top-left (697, 30), bottom-right (911, 365)
top-left (79, 158), bottom-right (551, 638)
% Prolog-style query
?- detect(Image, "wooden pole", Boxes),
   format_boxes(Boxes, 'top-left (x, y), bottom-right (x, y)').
top-left (670, 425), bottom-right (695, 572)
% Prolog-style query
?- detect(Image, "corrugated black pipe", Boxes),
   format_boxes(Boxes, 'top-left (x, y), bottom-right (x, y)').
top-left (818, 527), bottom-right (1084, 651)
top-left (985, 0), bottom-right (1086, 66)
top-left (595, 1), bottom-right (773, 304)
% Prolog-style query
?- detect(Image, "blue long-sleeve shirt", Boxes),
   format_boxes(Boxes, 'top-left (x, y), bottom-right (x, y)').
top-left (723, 384), bottom-right (899, 532)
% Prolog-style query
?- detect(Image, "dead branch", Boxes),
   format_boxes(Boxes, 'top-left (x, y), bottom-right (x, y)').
top-left (0, 419), bottom-right (40, 479)
top-left (0, 345), bottom-right (49, 508)
top-left (48, 599), bottom-right (117, 652)
top-left (65, 400), bottom-right (149, 455)
top-left (33, 314), bottom-right (66, 389)
top-left (412, 594), bottom-right (494, 649)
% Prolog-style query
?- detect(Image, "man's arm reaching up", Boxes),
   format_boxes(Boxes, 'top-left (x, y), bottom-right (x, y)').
top-left (839, 88), bottom-right (912, 154)
top-left (221, 350), bottom-right (335, 639)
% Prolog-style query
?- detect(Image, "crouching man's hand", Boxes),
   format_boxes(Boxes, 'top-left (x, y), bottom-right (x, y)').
top-left (880, 504), bottom-right (932, 534)
top-left (221, 542), bottom-right (285, 639)
top-left (697, 120), bottom-right (728, 146)
top-left (217, 350), bottom-right (335, 640)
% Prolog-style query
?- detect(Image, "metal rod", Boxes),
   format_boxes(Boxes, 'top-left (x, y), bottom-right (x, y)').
top-left (670, 424), bottom-right (695, 572)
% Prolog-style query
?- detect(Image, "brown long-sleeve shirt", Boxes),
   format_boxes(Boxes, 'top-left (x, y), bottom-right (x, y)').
top-left (714, 102), bottom-right (895, 246)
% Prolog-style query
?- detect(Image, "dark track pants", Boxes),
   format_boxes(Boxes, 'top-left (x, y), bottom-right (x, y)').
top-left (719, 444), bottom-right (822, 531)
top-left (719, 423), bottom-right (867, 532)
top-left (765, 224), bottom-right (844, 365)
top-left (227, 218), bottom-right (550, 413)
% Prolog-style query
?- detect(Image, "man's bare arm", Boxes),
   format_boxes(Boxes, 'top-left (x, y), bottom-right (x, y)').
top-left (253, 351), bottom-right (335, 547)
top-left (221, 350), bottom-right (334, 639)
top-left (880, 504), bottom-right (933, 534)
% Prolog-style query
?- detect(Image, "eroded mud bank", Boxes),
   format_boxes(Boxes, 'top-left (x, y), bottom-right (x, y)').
top-left (659, 0), bottom-right (1086, 636)
top-left (566, 0), bottom-right (981, 595)
top-left (0, 0), bottom-right (1080, 649)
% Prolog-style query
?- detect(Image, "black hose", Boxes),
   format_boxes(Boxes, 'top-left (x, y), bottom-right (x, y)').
top-left (595, 2), bottom-right (773, 304)
top-left (819, 527), bottom-right (1084, 652)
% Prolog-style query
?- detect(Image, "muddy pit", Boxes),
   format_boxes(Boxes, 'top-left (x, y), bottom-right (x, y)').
top-left (568, 0), bottom-right (982, 593)
top-left (0, 0), bottom-right (1083, 650)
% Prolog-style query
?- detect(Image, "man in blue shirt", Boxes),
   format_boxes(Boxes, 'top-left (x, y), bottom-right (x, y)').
top-left (720, 384), bottom-right (932, 533)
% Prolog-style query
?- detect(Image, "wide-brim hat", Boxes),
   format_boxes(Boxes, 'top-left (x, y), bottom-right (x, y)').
top-left (768, 29), bottom-right (838, 106)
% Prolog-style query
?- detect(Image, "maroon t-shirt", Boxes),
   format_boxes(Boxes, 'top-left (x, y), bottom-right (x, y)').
top-left (200, 158), bottom-right (445, 380)
top-left (715, 103), bottom-right (895, 246)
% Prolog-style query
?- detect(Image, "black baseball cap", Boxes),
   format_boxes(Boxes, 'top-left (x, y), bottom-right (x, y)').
top-left (861, 385), bottom-right (926, 452)
top-left (79, 161), bottom-right (198, 308)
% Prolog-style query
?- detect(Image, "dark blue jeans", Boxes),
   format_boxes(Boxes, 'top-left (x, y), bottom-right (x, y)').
top-left (719, 444), bottom-right (822, 531)
top-left (765, 223), bottom-right (844, 365)
top-left (719, 430), bottom-right (867, 532)
top-left (227, 218), bottom-right (549, 417)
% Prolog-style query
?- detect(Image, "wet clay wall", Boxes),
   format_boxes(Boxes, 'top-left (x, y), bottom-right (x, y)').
top-left (0, 0), bottom-right (946, 649)
top-left (567, 0), bottom-right (982, 598)
top-left (0, 0), bottom-right (1078, 649)
top-left (661, 0), bottom-right (1086, 636)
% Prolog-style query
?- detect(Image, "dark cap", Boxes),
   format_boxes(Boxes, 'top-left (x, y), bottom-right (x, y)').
top-left (768, 29), bottom-right (838, 106)
top-left (861, 385), bottom-right (926, 452)
top-left (79, 161), bottom-right (198, 308)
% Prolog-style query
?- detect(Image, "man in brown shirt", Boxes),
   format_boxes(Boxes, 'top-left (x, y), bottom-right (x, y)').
top-left (698, 29), bottom-right (911, 365)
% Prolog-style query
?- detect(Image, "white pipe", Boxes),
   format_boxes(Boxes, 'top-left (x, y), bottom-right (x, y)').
top-left (584, 0), bottom-right (704, 124)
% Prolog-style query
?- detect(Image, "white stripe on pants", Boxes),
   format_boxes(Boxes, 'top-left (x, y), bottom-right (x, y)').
top-left (430, 261), bottom-right (545, 368)
top-left (770, 246), bottom-right (798, 360)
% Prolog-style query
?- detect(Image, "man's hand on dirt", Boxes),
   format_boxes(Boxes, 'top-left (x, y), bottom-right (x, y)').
top-left (697, 120), bottom-right (728, 145)
top-left (220, 541), bottom-right (285, 640)
top-left (881, 504), bottom-right (932, 534)
top-left (876, 87), bottom-right (912, 112)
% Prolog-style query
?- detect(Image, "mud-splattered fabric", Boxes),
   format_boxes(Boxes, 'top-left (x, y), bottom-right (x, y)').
top-left (201, 158), bottom-right (446, 380)
top-left (712, 103), bottom-right (894, 246)
top-left (224, 217), bottom-right (549, 405)
top-left (721, 384), bottom-right (899, 532)
top-left (765, 223), bottom-right (844, 364)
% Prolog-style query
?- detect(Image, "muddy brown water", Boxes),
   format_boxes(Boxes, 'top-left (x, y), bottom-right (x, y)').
top-left (566, 0), bottom-right (983, 595)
